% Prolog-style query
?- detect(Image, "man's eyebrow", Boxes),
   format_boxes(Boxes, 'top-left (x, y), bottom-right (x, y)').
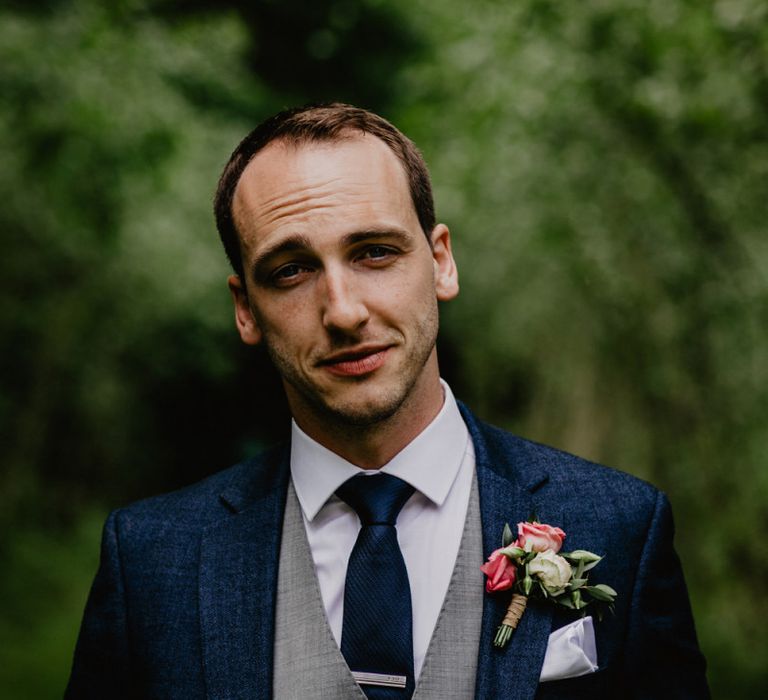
top-left (249, 228), bottom-right (415, 279)
top-left (250, 234), bottom-right (314, 279)
top-left (341, 228), bottom-right (413, 246)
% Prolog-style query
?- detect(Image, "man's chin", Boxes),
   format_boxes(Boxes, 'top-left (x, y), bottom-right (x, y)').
top-left (318, 396), bottom-right (404, 428)
top-left (300, 382), bottom-right (410, 429)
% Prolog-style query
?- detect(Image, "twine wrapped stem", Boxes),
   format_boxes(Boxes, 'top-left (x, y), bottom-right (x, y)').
top-left (493, 593), bottom-right (528, 648)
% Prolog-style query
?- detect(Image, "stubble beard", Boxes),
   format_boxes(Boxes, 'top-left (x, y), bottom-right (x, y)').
top-left (262, 305), bottom-right (440, 431)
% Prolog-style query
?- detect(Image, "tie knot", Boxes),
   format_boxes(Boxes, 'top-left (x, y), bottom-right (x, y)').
top-left (336, 473), bottom-right (415, 526)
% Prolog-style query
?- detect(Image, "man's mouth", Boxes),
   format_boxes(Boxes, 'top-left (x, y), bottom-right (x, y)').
top-left (318, 345), bottom-right (391, 377)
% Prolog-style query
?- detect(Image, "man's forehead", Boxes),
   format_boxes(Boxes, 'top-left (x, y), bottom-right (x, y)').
top-left (237, 132), bottom-right (404, 189)
top-left (231, 134), bottom-right (413, 242)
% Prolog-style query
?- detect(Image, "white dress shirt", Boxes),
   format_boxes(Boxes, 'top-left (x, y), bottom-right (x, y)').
top-left (290, 380), bottom-right (475, 680)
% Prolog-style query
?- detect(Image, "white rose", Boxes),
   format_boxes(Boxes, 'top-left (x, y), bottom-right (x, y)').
top-left (528, 550), bottom-right (572, 595)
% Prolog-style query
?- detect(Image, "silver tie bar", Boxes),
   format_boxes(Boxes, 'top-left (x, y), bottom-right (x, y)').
top-left (351, 671), bottom-right (407, 689)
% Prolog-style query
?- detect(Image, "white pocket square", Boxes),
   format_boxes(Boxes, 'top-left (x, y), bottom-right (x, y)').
top-left (539, 615), bottom-right (599, 682)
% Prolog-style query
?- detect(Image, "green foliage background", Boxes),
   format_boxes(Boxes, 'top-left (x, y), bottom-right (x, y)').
top-left (1, 0), bottom-right (766, 696)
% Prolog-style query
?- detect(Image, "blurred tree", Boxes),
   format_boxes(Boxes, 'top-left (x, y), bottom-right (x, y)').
top-left (150, 0), bottom-right (425, 111)
top-left (392, 0), bottom-right (768, 696)
top-left (0, 0), bottom-right (425, 527)
top-left (1, 0), bottom-right (766, 697)
top-left (1, 0), bottom-right (258, 525)
top-left (0, 0), bottom-right (423, 695)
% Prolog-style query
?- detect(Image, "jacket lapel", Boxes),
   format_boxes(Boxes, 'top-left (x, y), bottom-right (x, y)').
top-left (197, 407), bottom-right (558, 699)
top-left (460, 406), bottom-right (554, 700)
top-left (199, 445), bottom-right (290, 699)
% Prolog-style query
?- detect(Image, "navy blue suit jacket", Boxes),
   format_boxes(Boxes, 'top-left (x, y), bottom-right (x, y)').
top-left (67, 405), bottom-right (709, 698)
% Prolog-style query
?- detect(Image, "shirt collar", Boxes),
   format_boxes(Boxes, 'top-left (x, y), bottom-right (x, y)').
top-left (290, 380), bottom-right (469, 522)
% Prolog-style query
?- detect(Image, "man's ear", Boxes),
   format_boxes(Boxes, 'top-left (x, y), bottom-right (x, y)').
top-left (228, 275), bottom-right (262, 345)
top-left (430, 224), bottom-right (459, 301)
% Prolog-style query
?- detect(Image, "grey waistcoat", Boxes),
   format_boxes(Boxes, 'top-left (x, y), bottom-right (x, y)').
top-left (273, 472), bottom-right (484, 699)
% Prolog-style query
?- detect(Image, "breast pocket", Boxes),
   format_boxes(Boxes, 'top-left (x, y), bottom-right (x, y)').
top-left (535, 668), bottom-right (617, 700)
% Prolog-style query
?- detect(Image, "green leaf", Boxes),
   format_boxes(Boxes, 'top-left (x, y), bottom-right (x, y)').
top-left (555, 595), bottom-right (575, 609)
top-left (523, 575), bottom-right (533, 596)
top-left (593, 583), bottom-right (617, 596)
top-left (569, 578), bottom-right (588, 590)
top-left (564, 550), bottom-right (603, 572)
top-left (584, 585), bottom-right (616, 602)
top-left (500, 545), bottom-right (525, 559)
top-left (568, 550), bottom-right (603, 563)
top-left (575, 558), bottom-right (585, 579)
top-left (502, 522), bottom-right (514, 547)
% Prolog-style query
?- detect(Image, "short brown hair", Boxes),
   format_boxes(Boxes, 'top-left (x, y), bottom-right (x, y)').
top-left (213, 103), bottom-right (436, 278)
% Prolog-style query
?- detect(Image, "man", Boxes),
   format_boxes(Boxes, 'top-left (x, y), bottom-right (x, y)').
top-left (67, 103), bottom-right (709, 698)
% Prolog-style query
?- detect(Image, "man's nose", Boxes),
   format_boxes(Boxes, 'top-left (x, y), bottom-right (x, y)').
top-left (320, 268), bottom-right (370, 333)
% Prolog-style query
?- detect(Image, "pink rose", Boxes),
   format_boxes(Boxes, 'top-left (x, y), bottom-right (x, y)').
top-left (517, 521), bottom-right (566, 553)
top-left (480, 547), bottom-right (517, 592)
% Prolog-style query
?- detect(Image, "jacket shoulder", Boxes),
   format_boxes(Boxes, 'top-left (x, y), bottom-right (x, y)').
top-left (112, 441), bottom-right (289, 528)
top-left (461, 404), bottom-right (662, 516)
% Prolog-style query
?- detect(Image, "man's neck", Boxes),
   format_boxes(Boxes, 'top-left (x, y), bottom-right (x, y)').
top-left (289, 374), bottom-right (445, 470)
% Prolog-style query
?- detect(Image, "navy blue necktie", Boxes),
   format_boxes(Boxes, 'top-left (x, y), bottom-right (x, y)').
top-left (336, 473), bottom-right (416, 699)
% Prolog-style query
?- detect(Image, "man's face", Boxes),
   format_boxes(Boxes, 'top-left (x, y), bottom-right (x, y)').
top-left (229, 135), bottom-right (458, 432)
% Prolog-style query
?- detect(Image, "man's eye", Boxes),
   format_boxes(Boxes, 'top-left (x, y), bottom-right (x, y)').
top-left (271, 263), bottom-right (310, 285)
top-left (360, 246), bottom-right (395, 261)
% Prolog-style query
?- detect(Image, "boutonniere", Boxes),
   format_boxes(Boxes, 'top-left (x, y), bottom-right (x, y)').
top-left (480, 520), bottom-right (617, 648)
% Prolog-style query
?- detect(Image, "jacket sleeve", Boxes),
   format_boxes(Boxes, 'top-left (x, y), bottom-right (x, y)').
top-left (65, 510), bottom-right (132, 699)
top-left (623, 491), bottom-right (710, 699)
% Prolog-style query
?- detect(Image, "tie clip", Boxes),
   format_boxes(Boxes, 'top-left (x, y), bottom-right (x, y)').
top-left (352, 671), bottom-right (407, 689)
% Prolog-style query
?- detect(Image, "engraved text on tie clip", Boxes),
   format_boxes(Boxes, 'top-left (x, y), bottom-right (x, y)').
top-left (351, 671), bottom-right (407, 689)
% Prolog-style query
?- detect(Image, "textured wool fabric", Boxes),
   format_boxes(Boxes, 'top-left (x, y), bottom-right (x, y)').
top-left (66, 404), bottom-right (709, 699)
top-left (410, 472), bottom-right (483, 699)
top-left (274, 481), bottom-right (366, 699)
top-left (289, 381), bottom-right (474, 679)
top-left (273, 475), bottom-right (484, 699)
top-left (336, 474), bottom-right (416, 699)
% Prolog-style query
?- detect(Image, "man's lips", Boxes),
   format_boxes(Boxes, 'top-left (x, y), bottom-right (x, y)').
top-left (318, 346), bottom-right (391, 377)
